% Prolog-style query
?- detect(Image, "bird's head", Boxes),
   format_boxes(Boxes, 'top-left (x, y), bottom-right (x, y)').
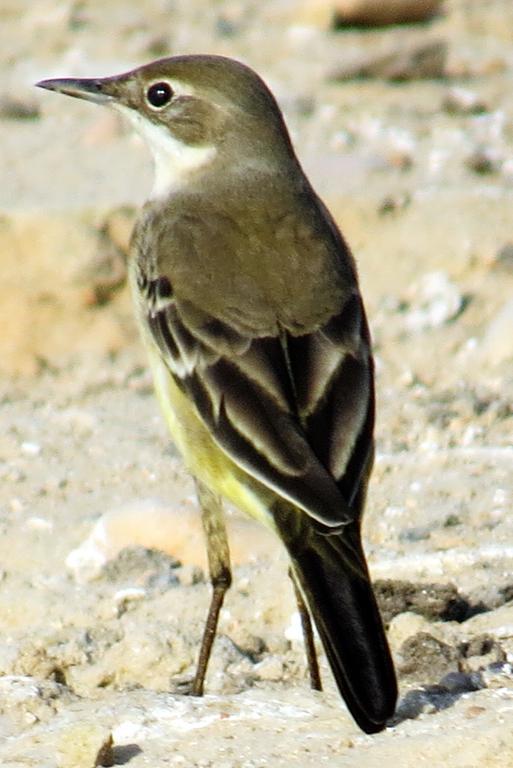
top-left (37, 55), bottom-right (296, 197)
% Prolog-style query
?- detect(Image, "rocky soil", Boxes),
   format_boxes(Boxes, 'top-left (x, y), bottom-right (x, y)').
top-left (1, 1), bottom-right (513, 766)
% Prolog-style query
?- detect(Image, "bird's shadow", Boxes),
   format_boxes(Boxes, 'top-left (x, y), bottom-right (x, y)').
top-left (110, 744), bottom-right (143, 765)
top-left (389, 669), bottom-right (486, 727)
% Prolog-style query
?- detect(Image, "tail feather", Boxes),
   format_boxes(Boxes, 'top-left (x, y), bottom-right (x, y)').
top-left (289, 526), bottom-right (397, 733)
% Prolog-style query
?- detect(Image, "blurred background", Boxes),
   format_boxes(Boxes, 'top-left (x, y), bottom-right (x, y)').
top-left (2, 2), bottom-right (513, 765)
top-left (2, 0), bottom-right (513, 380)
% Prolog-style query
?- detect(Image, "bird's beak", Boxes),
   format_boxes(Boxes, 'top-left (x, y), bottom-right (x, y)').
top-left (35, 76), bottom-right (117, 105)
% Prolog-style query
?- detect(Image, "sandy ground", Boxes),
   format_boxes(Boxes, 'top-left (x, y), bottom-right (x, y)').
top-left (2, 1), bottom-right (513, 766)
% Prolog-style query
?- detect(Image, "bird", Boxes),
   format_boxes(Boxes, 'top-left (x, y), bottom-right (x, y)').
top-left (37, 55), bottom-right (397, 734)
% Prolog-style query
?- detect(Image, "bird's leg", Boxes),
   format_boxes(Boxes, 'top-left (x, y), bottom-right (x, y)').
top-left (191, 479), bottom-right (232, 696)
top-left (289, 568), bottom-right (322, 692)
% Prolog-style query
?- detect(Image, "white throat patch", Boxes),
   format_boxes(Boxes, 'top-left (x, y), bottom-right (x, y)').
top-left (116, 104), bottom-right (217, 198)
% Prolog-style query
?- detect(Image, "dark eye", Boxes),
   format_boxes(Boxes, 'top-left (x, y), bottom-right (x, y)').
top-left (146, 82), bottom-right (173, 108)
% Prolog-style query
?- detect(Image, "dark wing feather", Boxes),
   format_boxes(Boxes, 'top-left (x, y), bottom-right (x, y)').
top-left (144, 271), bottom-right (373, 528)
top-left (287, 291), bottom-right (375, 511)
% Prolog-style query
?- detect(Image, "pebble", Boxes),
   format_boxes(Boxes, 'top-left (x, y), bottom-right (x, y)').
top-left (405, 271), bottom-right (463, 332)
top-left (378, 192), bottom-right (412, 216)
top-left (465, 705), bottom-right (486, 719)
top-left (0, 95), bottom-right (40, 120)
top-left (438, 670), bottom-right (484, 694)
top-left (465, 146), bottom-right (501, 175)
top-left (20, 441), bottom-right (41, 457)
top-left (25, 516), bottom-right (53, 531)
top-left (442, 87), bottom-right (488, 116)
top-left (334, 0), bottom-right (443, 26)
top-left (284, 611), bottom-right (304, 643)
top-left (66, 499), bottom-right (204, 583)
top-left (492, 242), bottom-right (513, 272)
top-left (113, 586), bottom-right (147, 607)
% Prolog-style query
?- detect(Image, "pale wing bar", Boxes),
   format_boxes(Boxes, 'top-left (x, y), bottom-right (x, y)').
top-left (286, 292), bottom-right (374, 510)
top-left (145, 279), bottom-right (371, 527)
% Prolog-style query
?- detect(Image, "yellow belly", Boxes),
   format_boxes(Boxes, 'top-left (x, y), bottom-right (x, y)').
top-left (149, 349), bottom-right (275, 530)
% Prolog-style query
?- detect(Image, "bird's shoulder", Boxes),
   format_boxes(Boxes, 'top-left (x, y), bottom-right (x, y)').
top-left (131, 180), bottom-right (358, 335)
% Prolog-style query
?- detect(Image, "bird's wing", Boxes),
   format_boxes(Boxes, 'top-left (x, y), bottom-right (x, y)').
top-left (286, 288), bottom-right (375, 512)
top-left (140, 266), bottom-right (374, 529)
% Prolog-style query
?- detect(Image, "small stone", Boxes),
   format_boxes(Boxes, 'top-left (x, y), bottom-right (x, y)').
top-left (492, 243), bottom-right (513, 272)
top-left (334, 0), bottom-right (443, 26)
top-left (101, 546), bottom-right (180, 592)
top-left (442, 87), bottom-right (488, 115)
top-left (284, 611), bottom-right (303, 643)
top-left (142, 33), bottom-right (170, 58)
top-left (438, 670), bottom-right (483, 694)
top-left (66, 499), bottom-right (202, 584)
top-left (20, 441), bottom-right (41, 457)
top-left (216, 14), bottom-right (239, 37)
top-left (459, 634), bottom-right (506, 673)
top-left (0, 95), bottom-right (40, 120)
top-left (466, 147), bottom-right (500, 175)
top-left (26, 516), bottom-right (53, 531)
top-left (465, 705), bottom-right (486, 718)
top-left (113, 587), bottom-right (147, 616)
top-left (379, 192), bottom-right (412, 215)
top-left (404, 271), bottom-right (463, 331)
top-left (398, 632), bottom-right (459, 684)
top-left (399, 525), bottom-right (431, 542)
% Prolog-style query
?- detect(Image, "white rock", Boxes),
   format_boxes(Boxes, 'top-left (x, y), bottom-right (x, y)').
top-left (114, 587), bottom-right (147, 611)
top-left (284, 611), bottom-right (303, 643)
top-left (25, 516), bottom-right (53, 531)
top-left (65, 499), bottom-right (181, 583)
top-left (405, 271), bottom-right (463, 331)
top-left (66, 532), bottom-right (108, 583)
top-left (20, 441), bottom-right (41, 457)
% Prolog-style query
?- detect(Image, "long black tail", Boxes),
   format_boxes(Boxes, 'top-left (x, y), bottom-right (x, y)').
top-left (287, 523), bottom-right (397, 733)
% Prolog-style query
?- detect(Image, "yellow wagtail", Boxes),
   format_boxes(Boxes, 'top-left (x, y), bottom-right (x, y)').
top-left (37, 56), bottom-right (397, 733)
